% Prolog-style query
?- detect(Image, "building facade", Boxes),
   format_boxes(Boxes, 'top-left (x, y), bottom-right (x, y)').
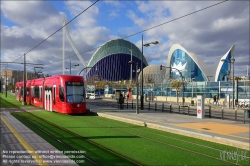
top-left (166, 44), bottom-right (235, 82)
top-left (85, 39), bottom-right (148, 82)
top-left (1, 69), bottom-right (36, 91)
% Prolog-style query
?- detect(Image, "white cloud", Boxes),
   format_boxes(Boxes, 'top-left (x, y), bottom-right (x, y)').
top-left (127, 1), bottom-right (249, 76)
top-left (1, 1), bottom-right (249, 76)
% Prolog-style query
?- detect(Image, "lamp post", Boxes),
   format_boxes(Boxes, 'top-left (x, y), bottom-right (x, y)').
top-left (128, 61), bottom-right (139, 114)
top-left (192, 78), bottom-right (195, 98)
top-left (79, 66), bottom-right (98, 94)
top-left (129, 49), bottom-right (133, 84)
top-left (79, 66), bottom-right (98, 76)
top-left (23, 53), bottom-right (27, 105)
top-left (141, 35), bottom-right (159, 110)
top-left (221, 57), bottom-right (235, 108)
top-left (66, 61), bottom-right (79, 75)
top-left (160, 65), bottom-right (185, 107)
top-left (5, 70), bottom-right (7, 98)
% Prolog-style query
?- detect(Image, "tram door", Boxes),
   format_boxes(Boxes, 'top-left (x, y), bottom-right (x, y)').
top-left (44, 86), bottom-right (52, 111)
top-left (52, 85), bottom-right (57, 112)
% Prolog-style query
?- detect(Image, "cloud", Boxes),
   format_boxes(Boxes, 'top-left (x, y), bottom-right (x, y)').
top-left (1, 1), bottom-right (249, 77)
top-left (126, 1), bottom-right (249, 76)
top-left (1, 1), bottom-right (111, 75)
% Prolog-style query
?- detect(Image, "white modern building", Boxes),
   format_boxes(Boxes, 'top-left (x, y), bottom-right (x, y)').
top-left (165, 44), bottom-right (235, 82)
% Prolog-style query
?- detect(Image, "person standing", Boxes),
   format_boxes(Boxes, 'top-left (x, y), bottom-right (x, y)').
top-left (213, 95), bottom-right (216, 105)
top-left (118, 94), bottom-right (125, 109)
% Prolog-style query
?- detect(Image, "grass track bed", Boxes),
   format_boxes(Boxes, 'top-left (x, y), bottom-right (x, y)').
top-left (0, 93), bottom-right (34, 108)
top-left (13, 111), bottom-right (249, 165)
top-left (12, 112), bottom-right (136, 166)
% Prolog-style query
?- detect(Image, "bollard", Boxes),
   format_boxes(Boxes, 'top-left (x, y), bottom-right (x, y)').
top-left (244, 110), bottom-right (246, 124)
top-left (155, 102), bottom-right (157, 111)
top-left (221, 107), bottom-right (224, 120)
top-left (235, 108), bottom-right (237, 121)
top-left (149, 101), bottom-right (150, 110)
top-left (132, 100), bottom-right (133, 109)
top-left (170, 104), bottom-right (172, 113)
top-left (162, 103), bottom-right (164, 112)
top-left (178, 104), bottom-right (180, 114)
top-left (209, 106), bottom-right (211, 118)
top-left (188, 105), bottom-right (190, 115)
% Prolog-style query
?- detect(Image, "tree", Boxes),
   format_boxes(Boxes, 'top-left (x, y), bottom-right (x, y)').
top-left (169, 80), bottom-right (183, 103)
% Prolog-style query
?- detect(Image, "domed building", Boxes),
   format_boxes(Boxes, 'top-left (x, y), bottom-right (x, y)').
top-left (85, 39), bottom-right (148, 81)
top-left (138, 64), bottom-right (166, 84)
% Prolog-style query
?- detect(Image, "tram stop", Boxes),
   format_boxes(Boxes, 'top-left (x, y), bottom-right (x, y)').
top-left (197, 95), bottom-right (205, 119)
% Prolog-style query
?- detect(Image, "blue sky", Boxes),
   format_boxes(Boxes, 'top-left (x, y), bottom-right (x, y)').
top-left (1, 0), bottom-right (249, 77)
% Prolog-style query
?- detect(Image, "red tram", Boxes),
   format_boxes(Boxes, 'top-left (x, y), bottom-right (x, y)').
top-left (15, 75), bottom-right (87, 114)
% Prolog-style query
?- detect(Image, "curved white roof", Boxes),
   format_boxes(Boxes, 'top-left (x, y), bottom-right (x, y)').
top-left (166, 44), bottom-right (235, 82)
top-left (214, 45), bottom-right (235, 82)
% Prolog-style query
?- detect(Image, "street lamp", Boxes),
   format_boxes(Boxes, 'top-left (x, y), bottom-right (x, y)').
top-left (128, 61), bottom-right (139, 114)
top-left (221, 57), bottom-right (235, 108)
top-left (129, 49), bottom-right (133, 84)
top-left (192, 78), bottom-right (195, 98)
top-left (79, 66), bottom-right (98, 76)
top-left (66, 61), bottom-right (79, 75)
top-left (79, 66), bottom-right (98, 92)
top-left (141, 35), bottom-right (159, 110)
top-left (5, 70), bottom-right (8, 98)
top-left (160, 65), bottom-right (185, 107)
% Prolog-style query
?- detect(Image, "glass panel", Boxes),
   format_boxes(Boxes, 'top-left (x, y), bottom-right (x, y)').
top-left (66, 82), bottom-right (85, 103)
top-left (170, 49), bottom-right (206, 81)
top-left (59, 86), bottom-right (64, 102)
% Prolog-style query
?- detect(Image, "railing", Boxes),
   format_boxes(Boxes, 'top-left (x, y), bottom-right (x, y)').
top-left (121, 100), bottom-right (250, 123)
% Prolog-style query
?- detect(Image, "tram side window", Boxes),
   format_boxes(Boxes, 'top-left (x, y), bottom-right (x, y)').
top-left (59, 86), bottom-right (65, 102)
top-left (34, 87), bottom-right (39, 98)
top-left (53, 86), bottom-right (56, 105)
top-left (20, 87), bottom-right (23, 95)
top-left (31, 87), bottom-right (34, 96)
top-left (26, 88), bottom-right (30, 95)
top-left (39, 87), bottom-right (42, 100)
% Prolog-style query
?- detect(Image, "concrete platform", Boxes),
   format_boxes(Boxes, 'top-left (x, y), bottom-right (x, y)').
top-left (87, 102), bottom-right (250, 150)
top-left (0, 111), bottom-right (78, 166)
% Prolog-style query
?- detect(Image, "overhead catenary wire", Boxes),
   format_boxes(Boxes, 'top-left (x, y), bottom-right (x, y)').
top-left (42, 0), bottom-right (229, 67)
top-left (5, 0), bottom-right (228, 70)
top-left (5, 0), bottom-right (99, 69)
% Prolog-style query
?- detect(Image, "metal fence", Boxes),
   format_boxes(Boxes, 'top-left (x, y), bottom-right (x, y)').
top-left (119, 100), bottom-right (250, 123)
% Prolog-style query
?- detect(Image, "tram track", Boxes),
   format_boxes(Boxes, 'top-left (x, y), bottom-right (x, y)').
top-left (9, 109), bottom-right (99, 166)
top-left (69, 114), bottom-right (248, 166)
top-left (8, 107), bottom-right (249, 165)
top-left (11, 109), bottom-right (142, 166)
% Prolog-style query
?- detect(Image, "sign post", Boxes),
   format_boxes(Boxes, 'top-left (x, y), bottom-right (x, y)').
top-left (226, 94), bottom-right (230, 108)
top-left (197, 95), bottom-right (204, 118)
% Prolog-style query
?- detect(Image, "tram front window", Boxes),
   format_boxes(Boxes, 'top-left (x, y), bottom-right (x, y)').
top-left (66, 82), bottom-right (85, 103)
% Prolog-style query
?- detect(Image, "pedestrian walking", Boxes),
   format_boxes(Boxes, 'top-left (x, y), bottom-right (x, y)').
top-left (118, 94), bottom-right (125, 109)
top-left (213, 95), bottom-right (216, 105)
top-left (216, 95), bottom-right (219, 105)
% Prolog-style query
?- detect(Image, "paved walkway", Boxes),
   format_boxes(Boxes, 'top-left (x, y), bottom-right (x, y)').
top-left (0, 110), bottom-right (78, 166)
top-left (87, 101), bottom-right (250, 150)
